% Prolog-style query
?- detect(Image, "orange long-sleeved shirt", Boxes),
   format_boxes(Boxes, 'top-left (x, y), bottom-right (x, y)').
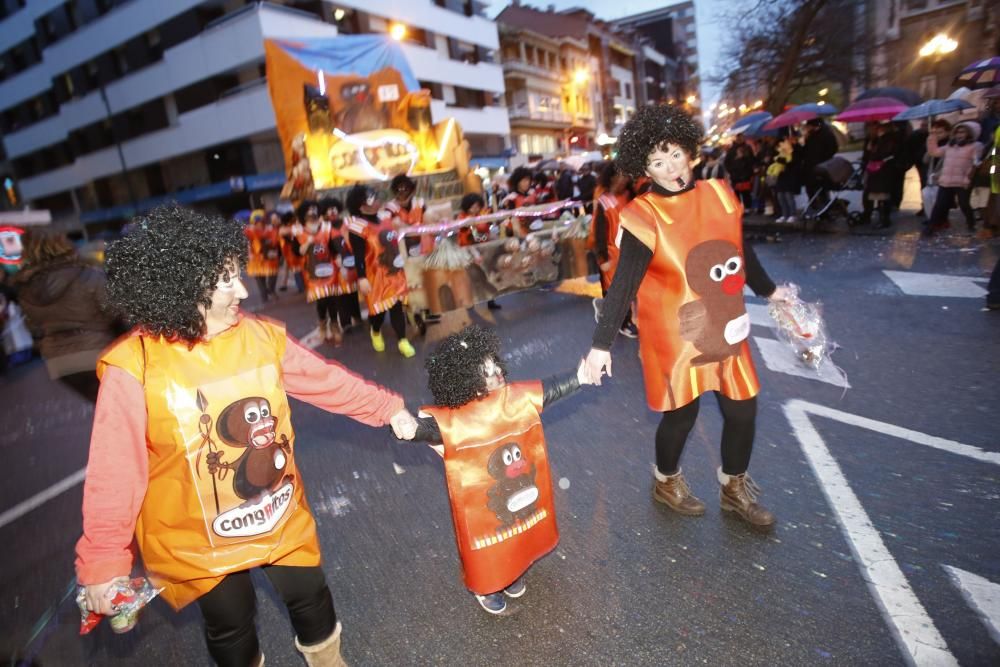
top-left (75, 335), bottom-right (404, 585)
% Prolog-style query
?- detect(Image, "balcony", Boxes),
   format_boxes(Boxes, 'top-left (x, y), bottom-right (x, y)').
top-left (508, 104), bottom-right (571, 125)
top-left (501, 60), bottom-right (562, 83)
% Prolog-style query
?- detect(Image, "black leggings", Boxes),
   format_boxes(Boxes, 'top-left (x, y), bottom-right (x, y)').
top-left (369, 301), bottom-right (406, 339)
top-left (315, 295), bottom-right (353, 328)
top-left (254, 275), bottom-right (277, 299)
top-left (655, 393), bottom-right (757, 477)
top-left (197, 565), bottom-right (336, 667)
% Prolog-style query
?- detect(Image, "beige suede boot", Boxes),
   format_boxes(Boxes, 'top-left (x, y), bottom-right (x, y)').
top-left (295, 621), bottom-right (348, 667)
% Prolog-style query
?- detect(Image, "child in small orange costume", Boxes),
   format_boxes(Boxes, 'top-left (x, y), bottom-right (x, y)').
top-left (410, 325), bottom-right (592, 615)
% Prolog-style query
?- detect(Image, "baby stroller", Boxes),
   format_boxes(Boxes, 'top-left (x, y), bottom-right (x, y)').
top-left (801, 156), bottom-right (865, 229)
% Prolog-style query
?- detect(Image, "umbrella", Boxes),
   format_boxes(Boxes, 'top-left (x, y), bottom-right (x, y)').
top-left (954, 56), bottom-right (1000, 90)
top-left (729, 111), bottom-right (772, 135)
top-left (742, 117), bottom-right (780, 138)
top-left (836, 97), bottom-right (910, 123)
top-left (892, 98), bottom-right (974, 121)
top-left (983, 85), bottom-right (1000, 100)
top-left (763, 103), bottom-right (837, 130)
top-left (787, 102), bottom-right (838, 116)
top-left (855, 86), bottom-right (923, 106)
top-left (534, 159), bottom-right (559, 171)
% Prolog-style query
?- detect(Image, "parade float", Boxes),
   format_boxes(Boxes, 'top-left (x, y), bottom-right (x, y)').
top-left (264, 35), bottom-right (593, 314)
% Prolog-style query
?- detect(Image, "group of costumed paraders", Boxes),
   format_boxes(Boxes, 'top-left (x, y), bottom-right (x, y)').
top-left (75, 105), bottom-right (795, 666)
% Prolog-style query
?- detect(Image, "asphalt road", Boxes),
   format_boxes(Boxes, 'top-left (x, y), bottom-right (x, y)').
top-left (1, 213), bottom-right (998, 666)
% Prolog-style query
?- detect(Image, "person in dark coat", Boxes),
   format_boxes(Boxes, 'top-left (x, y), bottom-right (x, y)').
top-left (801, 119), bottom-right (839, 209)
top-left (905, 120), bottom-right (930, 214)
top-left (555, 168), bottom-right (575, 200)
top-left (860, 122), bottom-right (900, 228)
top-left (577, 164), bottom-right (597, 211)
top-left (12, 230), bottom-right (121, 402)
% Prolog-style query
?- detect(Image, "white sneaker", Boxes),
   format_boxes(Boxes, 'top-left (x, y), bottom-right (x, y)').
top-left (775, 216), bottom-right (786, 223)
top-left (786, 215), bottom-right (798, 224)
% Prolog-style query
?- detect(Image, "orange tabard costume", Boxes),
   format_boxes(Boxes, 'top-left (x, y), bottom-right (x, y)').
top-left (422, 381), bottom-right (558, 595)
top-left (456, 210), bottom-right (492, 247)
top-left (280, 226), bottom-right (305, 275)
top-left (346, 215), bottom-right (408, 315)
top-left (590, 192), bottom-right (630, 291)
top-left (97, 318), bottom-right (320, 609)
top-left (298, 224), bottom-right (356, 303)
top-left (384, 200), bottom-right (432, 255)
top-left (620, 179), bottom-right (760, 412)
top-left (246, 227), bottom-right (281, 277)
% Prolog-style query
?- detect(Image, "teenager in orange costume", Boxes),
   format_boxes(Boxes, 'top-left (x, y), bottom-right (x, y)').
top-left (320, 197), bottom-right (362, 329)
top-left (292, 201), bottom-right (352, 346)
top-left (383, 174), bottom-right (440, 327)
top-left (278, 210), bottom-right (305, 293)
top-left (412, 326), bottom-right (591, 614)
top-left (344, 185), bottom-right (416, 358)
top-left (583, 105), bottom-right (790, 527)
top-left (244, 209), bottom-right (279, 303)
top-left (456, 193), bottom-right (502, 311)
top-left (75, 206), bottom-right (419, 667)
top-left (589, 162), bottom-right (637, 338)
top-left (500, 166), bottom-right (538, 238)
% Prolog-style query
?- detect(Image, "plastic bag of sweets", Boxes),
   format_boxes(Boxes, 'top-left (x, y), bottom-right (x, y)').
top-left (766, 283), bottom-right (832, 369)
top-left (76, 577), bottom-right (161, 635)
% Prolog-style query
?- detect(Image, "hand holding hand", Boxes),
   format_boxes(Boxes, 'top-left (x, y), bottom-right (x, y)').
top-left (390, 409), bottom-right (419, 440)
top-left (358, 278), bottom-right (371, 295)
top-left (582, 348), bottom-right (612, 386)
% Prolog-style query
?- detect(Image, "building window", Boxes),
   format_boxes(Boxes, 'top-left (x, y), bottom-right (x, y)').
top-left (624, 82), bottom-right (632, 99)
top-left (918, 74), bottom-right (936, 99)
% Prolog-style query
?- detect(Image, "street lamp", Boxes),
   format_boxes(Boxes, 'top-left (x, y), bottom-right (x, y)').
top-left (919, 34), bottom-right (957, 58)
top-left (573, 68), bottom-right (589, 86)
top-left (389, 22), bottom-right (407, 41)
top-left (818, 87), bottom-right (829, 97)
top-left (686, 95), bottom-right (697, 105)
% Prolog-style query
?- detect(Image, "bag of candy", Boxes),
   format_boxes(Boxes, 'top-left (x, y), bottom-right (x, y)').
top-left (76, 577), bottom-right (160, 635)
top-left (767, 283), bottom-right (832, 369)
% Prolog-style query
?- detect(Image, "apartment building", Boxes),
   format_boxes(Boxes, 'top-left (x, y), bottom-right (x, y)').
top-left (0, 0), bottom-right (509, 230)
top-left (867, 0), bottom-right (997, 100)
top-left (496, 2), bottom-right (661, 141)
top-left (498, 21), bottom-right (596, 158)
top-left (613, 2), bottom-right (697, 108)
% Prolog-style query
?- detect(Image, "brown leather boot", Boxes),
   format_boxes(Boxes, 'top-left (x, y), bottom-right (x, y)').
top-left (718, 468), bottom-right (775, 527)
top-left (296, 621), bottom-right (348, 667)
top-left (652, 469), bottom-right (705, 516)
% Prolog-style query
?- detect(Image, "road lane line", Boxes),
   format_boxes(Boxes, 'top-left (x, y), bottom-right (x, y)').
top-left (0, 467), bottom-right (86, 531)
top-left (784, 400), bottom-right (962, 666)
top-left (883, 270), bottom-right (988, 298)
top-left (943, 565), bottom-right (1000, 646)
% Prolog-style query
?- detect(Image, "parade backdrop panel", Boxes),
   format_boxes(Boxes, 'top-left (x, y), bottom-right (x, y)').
top-left (264, 35), bottom-right (458, 194)
top-left (403, 205), bottom-right (593, 313)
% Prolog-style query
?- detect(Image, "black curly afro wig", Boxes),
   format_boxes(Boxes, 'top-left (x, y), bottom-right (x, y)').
top-left (616, 104), bottom-right (703, 179)
top-left (105, 205), bottom-right (248, 345)
top-left (508, 167), bottom-right (533, 195)
top-left (425, 325), bottom-right (509, 408)
top-left (345, 184), bottom-right (373, 216)
top-left (460, 192), bottom-right (484, 213)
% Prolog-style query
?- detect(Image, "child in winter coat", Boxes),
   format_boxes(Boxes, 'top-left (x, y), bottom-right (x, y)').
top-left (925, 121), bottom-right (983, 235)
top-left (410, 326), bottom-right (592, 615)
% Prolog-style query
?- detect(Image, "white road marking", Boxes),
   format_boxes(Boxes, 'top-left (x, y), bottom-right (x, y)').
top-left (883, 270), bottom-right (988, 298)
top-left (753, 337), bottom-right (850, 388)
top-left (943, 565), bottom-right (1000, 646)
top-left (393, 462), bottom-right (405, 475)
top-left (0, 467), bottom-right (86, 531)
top-left (746, 303), bottom-right (775, 329)
top-left (784, 399), bottom-right (1000, 666)
top-left (299, 326), bottom-right (324, 350)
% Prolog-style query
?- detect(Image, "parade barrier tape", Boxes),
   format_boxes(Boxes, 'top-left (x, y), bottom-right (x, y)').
top-left (397, 199), bottom-right (584, 237)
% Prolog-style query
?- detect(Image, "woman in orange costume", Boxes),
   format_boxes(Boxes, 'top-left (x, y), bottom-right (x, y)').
top-left (75, 206), bottom-right (419, 667)
top-left (583, 105), bottom-right (790, 527)
top-left (292, 200), bottom-right (353, 346)
top-left (278, 210), bottom-right (305, 293)
top-left (456, 193), bottom-right (502, 311)
top-left (345, 185), bottom-right (416, 358)
top-left (244, 209), bottom-right (280, 303)
top-left (589, 162), bottom-right (637, 338)
top-left (412, 326), bottom-right (591, 615)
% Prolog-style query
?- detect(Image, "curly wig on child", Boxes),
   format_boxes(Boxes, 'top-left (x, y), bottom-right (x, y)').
top-left (104, 205), bottom-right (248, 344)
top-left (616, 104), bottom-right (704, 179)
top-left (425, 325), bottom-right (509, 408)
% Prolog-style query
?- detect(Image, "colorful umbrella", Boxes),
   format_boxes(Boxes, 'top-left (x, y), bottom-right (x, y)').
top-left (762, 103), bottom-right (837, 130)
top-left (729, 111), bottom-right (772, 135)
top-left (892, 98), bottom-right (973, 121)
top-left (836, 97), bottom-right (910, 123)
top-left (953, 57), bottom-right (1000, 90)
top-left (855, 87), bottom-right (923, 106)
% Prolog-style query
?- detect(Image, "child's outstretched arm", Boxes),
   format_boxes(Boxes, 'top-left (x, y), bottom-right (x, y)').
top-left (541, 360), bottom-right (594, 410)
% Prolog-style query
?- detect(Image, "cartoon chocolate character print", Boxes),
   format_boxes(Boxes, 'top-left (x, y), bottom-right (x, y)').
top-left (206, 397), bottom-right (291, 501)
top-left (678, 239), bottom-right (751, 365)
top-left (485, 442), bottom-right (539, 527)
top-left (377, 228), bottom-right (405, 274)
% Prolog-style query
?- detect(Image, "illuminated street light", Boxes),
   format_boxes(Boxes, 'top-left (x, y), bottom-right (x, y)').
top-left (818, 87), bottom-right (829, 96)
top-left (573, 68), bottom-right (589, 85)
top-left (752, 100), bottom-right (762, 108)
top-left (686, 95), bottom-right (697, 105)
top-left (389, 22), bottom-right (407, 41)
top-left (919, 34), bottom-right (958, 57)
top-left (333, 8), bottom-right (346, 21)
